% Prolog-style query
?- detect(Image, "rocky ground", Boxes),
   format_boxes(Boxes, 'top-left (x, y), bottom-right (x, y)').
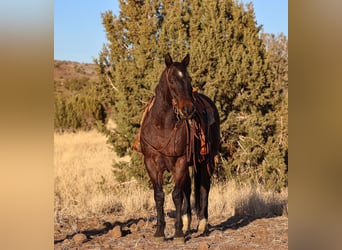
top-left (54, 212), bottom-right (288, 249)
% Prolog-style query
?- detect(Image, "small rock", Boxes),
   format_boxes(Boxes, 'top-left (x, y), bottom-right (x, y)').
top-left (131, 220), bottom-right (145, 233)
top-left (197, 242), bottom-right (209, 250)
top-left (73, 233), bottom-right (87, 244)
top-left (214, 235), bottom-right (221, 241)
top-left (102, 243), bottom-right (110, 248)
top-left (130, 223), bottom-right (138, 233)
top-left (137, 219), bottom-right (145, 228)
top-left (109, 225), bottom-right (122, 238)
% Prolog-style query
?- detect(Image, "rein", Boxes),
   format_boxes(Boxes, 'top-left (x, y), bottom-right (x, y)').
top-left (165, 67), bottom-right (196, 119)
top-left (165, 68), bottom-right (180, 118)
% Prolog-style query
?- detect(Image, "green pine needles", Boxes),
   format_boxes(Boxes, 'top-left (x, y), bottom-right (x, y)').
top-left (94, 0), bottom-right (288, 191)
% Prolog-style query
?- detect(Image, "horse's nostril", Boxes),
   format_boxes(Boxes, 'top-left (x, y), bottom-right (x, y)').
top-left (182, 105), bottom-right (194, 117)
top-left (189, 106), bottom-right (194, 114)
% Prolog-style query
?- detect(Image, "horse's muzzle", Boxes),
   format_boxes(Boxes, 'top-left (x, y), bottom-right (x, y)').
top-left (179, 104), bottom-right (196, 119)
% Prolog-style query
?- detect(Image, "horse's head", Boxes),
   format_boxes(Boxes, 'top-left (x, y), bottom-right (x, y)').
top-left (164, 53), bottom-right (195, 119)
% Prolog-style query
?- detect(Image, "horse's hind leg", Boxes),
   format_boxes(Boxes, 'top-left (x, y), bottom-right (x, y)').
top-left (194, 162), bottom-right (211, 235)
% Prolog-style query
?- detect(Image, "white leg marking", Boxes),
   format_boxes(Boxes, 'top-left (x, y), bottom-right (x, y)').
top-left (197, 218), bottom-right (207, 234)
top-left (182, 214), bottom-right (190, 233)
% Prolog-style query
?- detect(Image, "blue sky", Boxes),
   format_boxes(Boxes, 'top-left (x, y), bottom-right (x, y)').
top-left (54, 0), bottom-right (288, 63)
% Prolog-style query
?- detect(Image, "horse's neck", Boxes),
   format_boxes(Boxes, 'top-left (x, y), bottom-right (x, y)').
top-left (152, 94), bottom-right (175, 120)
top-left (149, 81), bottom-right (177, 128)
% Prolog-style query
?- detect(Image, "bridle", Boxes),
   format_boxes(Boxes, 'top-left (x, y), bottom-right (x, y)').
top-left (165, 66), bottom-right (196, 120)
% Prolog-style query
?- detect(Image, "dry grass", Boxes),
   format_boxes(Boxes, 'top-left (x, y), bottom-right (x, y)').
top-left (54, 130), bottom-right (153, 222)
top-left (54, 130), bottom-right (287, 224)
top-left (55, 130), bottom-right (118, 221)
top-left (209, 181), bottom-right (288, 219)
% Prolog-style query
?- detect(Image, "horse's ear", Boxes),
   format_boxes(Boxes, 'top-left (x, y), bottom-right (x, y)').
top-left (182, 53), bottom-right (190, 67)
top-left (165, 53), bottom-right (173, 67)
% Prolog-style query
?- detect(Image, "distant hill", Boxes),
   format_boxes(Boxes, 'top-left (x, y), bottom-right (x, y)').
top-left (54, 60), bottom-right (98, 82)
top-left (54, 60), bottom-right (109, 132)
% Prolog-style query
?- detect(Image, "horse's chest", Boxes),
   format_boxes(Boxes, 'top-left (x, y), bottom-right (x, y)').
top-left (141, 122), bottom-right (188, 157)
top-left (158, 126), bottom-right (187, 149)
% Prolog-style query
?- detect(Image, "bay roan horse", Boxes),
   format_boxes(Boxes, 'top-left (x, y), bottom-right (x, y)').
top-left (139, 53), bottom-right (220, 241)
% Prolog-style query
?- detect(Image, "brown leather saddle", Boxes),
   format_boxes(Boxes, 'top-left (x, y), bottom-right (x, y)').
top-left (191, 89), bottom-right (215, 155)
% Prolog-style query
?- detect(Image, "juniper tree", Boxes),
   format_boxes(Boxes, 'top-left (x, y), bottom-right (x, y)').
top-left (261, 32), bottom-right (288, 190)
top-left (97, 0), bottom-right (288, 190)
top-left (187, 1), bottom-right (287, 189)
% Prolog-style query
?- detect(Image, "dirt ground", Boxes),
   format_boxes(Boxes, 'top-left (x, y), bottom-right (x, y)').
top-left (54, 212), bottom-right (288, 249)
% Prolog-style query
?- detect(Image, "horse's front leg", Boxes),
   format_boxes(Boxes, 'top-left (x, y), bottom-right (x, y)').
top-left (172, 186), bottom-right (184, 239)
top-left (154, 183), bottom-right (166, 238)
top-left (182, 169), bottom-right (192, 235)
top-left (144, 158), bottom-right (165, 239)
top-left (172, 160), bottom-right (189, 240)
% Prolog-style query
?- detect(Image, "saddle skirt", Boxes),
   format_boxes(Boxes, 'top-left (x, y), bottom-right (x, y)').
top-left (191, 88), bottom-right (215, 155)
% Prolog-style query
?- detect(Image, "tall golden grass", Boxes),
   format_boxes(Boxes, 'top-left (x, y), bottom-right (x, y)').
top-left (54, 130), bottom-right (287, 223)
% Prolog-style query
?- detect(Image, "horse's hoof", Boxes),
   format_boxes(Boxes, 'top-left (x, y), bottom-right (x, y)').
top-left (173, 236), bottom-right (185, 244)
top-left (152, 236), bottom-right (165, 242)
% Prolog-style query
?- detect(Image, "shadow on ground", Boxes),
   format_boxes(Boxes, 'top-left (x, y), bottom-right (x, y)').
top-left (209, 195), bottom-right (287, 234)
top-left (54, 217), bottom-right (152, 244)
top-left (55, 193), bottom-right (287, 244)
